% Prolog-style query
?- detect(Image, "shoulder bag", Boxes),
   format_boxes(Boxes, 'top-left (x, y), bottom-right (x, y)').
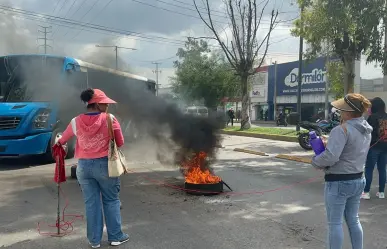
top-left (107, 113), bottom-right (128, 177)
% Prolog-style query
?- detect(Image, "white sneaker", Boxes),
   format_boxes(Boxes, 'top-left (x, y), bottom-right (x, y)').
top-left (376, 192), bottom-right (385, 199)
top-left (110, 234), bottom-right (130, 246)
top-left (361, 192), bottom-right (371, 200)
top-left (88, 242), bottom-right (101, 248)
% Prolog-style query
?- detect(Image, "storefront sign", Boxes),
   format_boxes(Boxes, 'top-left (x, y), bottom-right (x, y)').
top-left (275, 57), bottom-right (326, 96)
top-left (250, 66), bottom-right (268, 99)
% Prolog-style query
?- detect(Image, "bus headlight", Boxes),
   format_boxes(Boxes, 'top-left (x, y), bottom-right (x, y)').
top-left (33, 108), bottom-right (51, 129)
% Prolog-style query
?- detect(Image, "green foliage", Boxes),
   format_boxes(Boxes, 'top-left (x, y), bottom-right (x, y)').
top-left (326, 60), bottom-right (344, 98)
top-left (291, 0), bottom-right (383, 92)
top-left (171, 38), bottom-right (239, 108)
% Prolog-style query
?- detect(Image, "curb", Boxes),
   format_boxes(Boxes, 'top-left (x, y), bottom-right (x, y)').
top-left (233, 148), bottom-right (269, 156)
top-left (275, 154), bottom-right (312, 164)
top-left (220, 130), bottom-right (298, 143)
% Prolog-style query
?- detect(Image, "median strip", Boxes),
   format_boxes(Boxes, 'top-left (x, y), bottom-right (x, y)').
top-left (221, 130), bottom-right (298, 142)
top-left (233, 148), bottom-right (269, 156)
top-left (275, 154), bottom-right (312, 164)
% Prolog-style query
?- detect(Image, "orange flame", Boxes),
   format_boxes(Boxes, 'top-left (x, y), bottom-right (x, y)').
top-left (182, 152), bottom-right (222, 184)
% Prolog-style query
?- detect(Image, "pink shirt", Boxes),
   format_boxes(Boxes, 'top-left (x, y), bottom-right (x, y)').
top-left (59, 112), bottom-right (124, 159)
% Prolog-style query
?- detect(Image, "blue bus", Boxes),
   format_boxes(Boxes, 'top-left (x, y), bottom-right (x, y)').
top-left (0, 54), bottom-right (156, 162)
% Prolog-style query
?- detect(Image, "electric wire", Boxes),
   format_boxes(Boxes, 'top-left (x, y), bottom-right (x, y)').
top-left (52, 0), bottom-right (77, 38)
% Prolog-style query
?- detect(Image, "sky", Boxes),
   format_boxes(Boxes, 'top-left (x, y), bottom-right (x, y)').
top-left (0, 0), bottom-right (383, 88)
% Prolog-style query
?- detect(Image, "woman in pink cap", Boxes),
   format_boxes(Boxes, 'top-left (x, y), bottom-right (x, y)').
top-left (58, 88), bottom-right (129, 248)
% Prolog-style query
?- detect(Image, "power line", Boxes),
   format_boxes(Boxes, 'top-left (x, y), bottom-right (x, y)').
top-left (0, 5), bottom-right (187, 45)
top-left (154, 0), bottom-right (230, 20)
top-left (11, 12), bottom-right (186, 48)
top-left (7, 10), bottom-right (187, 48)
top-left (69, 0), bottom-right (89, 19)
top-left (52, 0), bottom-right (77, 38)
top-left (131, 55), bottom-right (178, 63)
top-left (59, 0), bottom-right (103, 41)
top-left (0, 4), bottom-right (294, 51)
top-left (67, 0), bottom-right (110, 40)
top-left (95, 44), bottom-right (137, 70)
top-left (131, 0), bottom-right (293, 26)
top-left (52, 0), bottom-right (64, 14)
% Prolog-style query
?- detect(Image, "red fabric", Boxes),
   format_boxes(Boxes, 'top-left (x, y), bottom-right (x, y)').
top-left (53, 144), bottom-right (67, 183)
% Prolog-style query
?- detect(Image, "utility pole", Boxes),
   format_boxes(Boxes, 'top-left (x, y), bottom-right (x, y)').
top-left (95, 45), bottom-right (137, 70)
top-left (324, 40), bottom-right (330, 120)
top-left (273, 61), bottom-right (278, 120)
top-left (296, 3), bottom-right (304, 132)
top-left (152, 62), bottom-right (161, 96)
top-left (37, 26), bottom-right (52, 54)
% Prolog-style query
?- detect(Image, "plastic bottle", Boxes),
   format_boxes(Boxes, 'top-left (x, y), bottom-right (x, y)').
top-left (309, 131), bottom-right (325, 155)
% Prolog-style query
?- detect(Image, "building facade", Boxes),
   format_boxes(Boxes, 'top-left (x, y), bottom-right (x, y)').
top-left (267, 57), bottom-right (333, 121)
top-left (249, 66), bottom-right (269, 120)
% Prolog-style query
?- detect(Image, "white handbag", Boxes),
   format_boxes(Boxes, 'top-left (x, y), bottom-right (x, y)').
top-left (107, 114), bottom-right (128, 177)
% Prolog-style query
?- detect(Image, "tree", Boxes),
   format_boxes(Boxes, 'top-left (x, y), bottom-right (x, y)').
top-left (171, 38), bottom-right (239, 109)
top-left (326, 60), bottom-right (344, 98)
top-left (291, 0), bottom-right (382, 94)
top-left (365, 1), bottom-right (387, 84)
top-left (193, 0), bottom-right (278, 129)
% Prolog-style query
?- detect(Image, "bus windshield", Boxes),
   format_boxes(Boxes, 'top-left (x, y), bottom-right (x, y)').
top-left (0, 56), bottom-right (64, 102)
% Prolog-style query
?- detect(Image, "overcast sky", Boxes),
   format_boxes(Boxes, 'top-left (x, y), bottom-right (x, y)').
top-left (0, 0), bottom-right (383, 87)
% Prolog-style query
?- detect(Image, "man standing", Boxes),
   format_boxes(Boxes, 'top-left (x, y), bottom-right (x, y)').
top-left (227, 108), bottom-right (235, 126)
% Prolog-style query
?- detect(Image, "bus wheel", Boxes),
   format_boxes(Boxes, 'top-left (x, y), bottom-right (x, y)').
top-left (65, 137), bottom-right (76, 159)
top-left (40, 129), bottom-right (71, 163)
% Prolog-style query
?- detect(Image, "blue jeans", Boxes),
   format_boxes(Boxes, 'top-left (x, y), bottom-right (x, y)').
top-left (364, 147), bottom-right (386, 193)
top-left (324, 178), bottom-right (365, 249)
top-left (77, 157), bottom-right (126, 245)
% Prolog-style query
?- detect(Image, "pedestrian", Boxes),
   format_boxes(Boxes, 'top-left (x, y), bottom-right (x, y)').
top-left (362, 97), bottom-right (387, 199)
top-left (312, 93), bottom-right (372, 249)
top-left (264, 109), bottom-right (268, 121)
top-left (236, 110), bottom-right (241, 122)
top-left (227, 108), bottom-right (235, 126)
top-left (57, 88), bottom-right (129, 248)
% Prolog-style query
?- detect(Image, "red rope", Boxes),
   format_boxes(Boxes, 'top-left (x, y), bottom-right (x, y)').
top-left (37, 144), bottom-right (83, 237)
top-left (37, 186), bottom-right (83, 237)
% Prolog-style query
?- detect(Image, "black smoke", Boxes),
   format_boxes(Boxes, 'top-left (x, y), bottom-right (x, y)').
top-left (88, 73), bottom-right (224, 165)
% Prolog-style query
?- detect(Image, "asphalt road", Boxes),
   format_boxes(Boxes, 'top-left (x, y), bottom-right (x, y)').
top-left (0, 136), bottom-right (386, 249)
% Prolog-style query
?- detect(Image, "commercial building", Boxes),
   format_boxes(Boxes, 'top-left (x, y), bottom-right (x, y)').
top-left (250, 66), bottom-right (269, 121)
top-left (267, 57), bottom-right (360, 121)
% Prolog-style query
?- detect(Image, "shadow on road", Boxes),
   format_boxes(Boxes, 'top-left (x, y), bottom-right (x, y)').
top-left (0, 156), bottom-right (52, 171)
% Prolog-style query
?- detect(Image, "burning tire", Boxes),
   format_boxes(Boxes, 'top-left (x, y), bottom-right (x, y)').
top-left (184, 181), bottom-right (224, 196)
top-left (181, 152), bottom-right (225, 196)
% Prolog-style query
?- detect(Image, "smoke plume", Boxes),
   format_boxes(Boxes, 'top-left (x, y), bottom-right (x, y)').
top-left (0, 8), bottom-right (223, 168)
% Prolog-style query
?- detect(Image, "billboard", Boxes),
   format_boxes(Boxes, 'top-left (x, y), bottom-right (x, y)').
top-left (274, 57), bottom-right (326, 96)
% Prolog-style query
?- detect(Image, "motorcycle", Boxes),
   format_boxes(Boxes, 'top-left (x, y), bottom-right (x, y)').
top-left (298, 119), bottom-right (340, 150)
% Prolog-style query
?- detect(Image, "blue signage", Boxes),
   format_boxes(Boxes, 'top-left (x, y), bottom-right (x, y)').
top-left (269, 57), bottom-right (327, 97)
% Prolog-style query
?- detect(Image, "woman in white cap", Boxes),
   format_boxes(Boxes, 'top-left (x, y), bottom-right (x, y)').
top-left (312, 93), bottom-right (372, 249)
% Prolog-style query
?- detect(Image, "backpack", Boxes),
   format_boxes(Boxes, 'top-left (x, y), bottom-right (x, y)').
top-left (377, 117), bottom-right (387, 143)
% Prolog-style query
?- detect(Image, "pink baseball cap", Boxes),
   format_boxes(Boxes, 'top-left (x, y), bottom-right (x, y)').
top-left (88, 89), bottom-right (117, 105)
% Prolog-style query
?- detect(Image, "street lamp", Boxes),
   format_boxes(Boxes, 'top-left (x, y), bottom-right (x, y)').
top-left (95, 45), bottom-right (137, 70)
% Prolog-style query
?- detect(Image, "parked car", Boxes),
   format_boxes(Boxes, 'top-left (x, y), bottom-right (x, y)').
top-left (184, 106), bottom-right (209, 117)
